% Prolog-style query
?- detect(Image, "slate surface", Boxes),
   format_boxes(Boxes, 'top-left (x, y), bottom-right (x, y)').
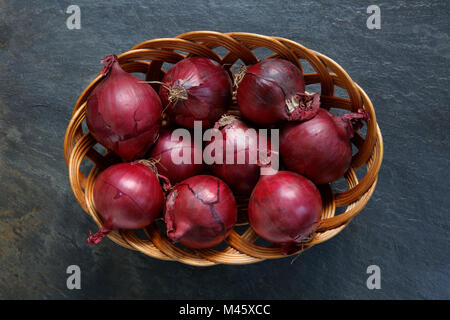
top-left (0, 0), bottom-right (448, 299)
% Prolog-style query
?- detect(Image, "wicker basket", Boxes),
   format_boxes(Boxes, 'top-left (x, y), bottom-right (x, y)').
top-left (64, 31), bottom-right (383, 266)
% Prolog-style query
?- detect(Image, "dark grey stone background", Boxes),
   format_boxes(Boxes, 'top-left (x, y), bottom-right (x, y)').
top-left (0, 0), bottom-right (448, 299)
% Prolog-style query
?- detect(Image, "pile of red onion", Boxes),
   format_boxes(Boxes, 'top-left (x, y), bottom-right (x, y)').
top-left (84, 54), bottom-right (369, 254)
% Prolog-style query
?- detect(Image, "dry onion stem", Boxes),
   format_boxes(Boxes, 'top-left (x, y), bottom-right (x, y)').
top-left (140, 80), bottom-right (188, 110)
top-left (216, 114), bottom-right (239, 128)
top-left (290, 232), bottom-right (316, 264)
top-left (137, 159), bottom-right (171, 192)
top-left (232, 65), bottom-right (248, 98)
top-left (137, 158), bottom-right (160, 173)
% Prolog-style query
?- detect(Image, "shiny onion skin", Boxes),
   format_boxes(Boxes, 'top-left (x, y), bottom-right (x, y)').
top-left (86, 55), bottom-right (162, 161)
top-left (280, 108), bottom-right (369, 184)
top-left (207, 115), bottom-right (271, 195)
top-left (149, 126), bottom-right (204, 185)
top-left (159, 57), bottom-right (232, 129)
top-left (237, 58), bottom-right (320, 125)
top-left (248, 171), bottom-right (322, 254)
top-left (87, 161), bottom-right (165, 245)
top-left (164, 175), bottom-right (237, 249)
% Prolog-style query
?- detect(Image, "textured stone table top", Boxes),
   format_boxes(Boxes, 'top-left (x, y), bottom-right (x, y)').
top-left (0, 0), bottom-right (448, 299)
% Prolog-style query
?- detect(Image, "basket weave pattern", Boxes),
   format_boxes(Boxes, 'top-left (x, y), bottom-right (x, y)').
top-left (64, 31), bottom-right (383, 266)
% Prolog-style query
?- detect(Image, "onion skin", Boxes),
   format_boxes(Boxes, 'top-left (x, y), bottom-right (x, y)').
top-left (237, 59), bottom-right (319, 125)
top-left (164, 175), bottom-right (237, 249)
top-left (149, 126), bottom-right (204, 185)
top-left (248, 171), bottom-right (322, 254)
top-left (280, 108), bottom-right (369, 184)
top-left (87, 161), bottom-right (165, 244)
top-left (207, 115), bottom-right (270, 195)
top-left (86, 55), bottom-right (162, 161)
top-left (159, 57), bottom-right (232, 129)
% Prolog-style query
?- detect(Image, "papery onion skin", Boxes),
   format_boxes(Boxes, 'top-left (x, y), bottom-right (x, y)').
top-left (164, 175), bottom-right (237, 249)
top-left (149, 126), bottom-right (204, 185)
top-left (237, 58), bottom-right (319, 125)
top-left (86, 54), bottom-right (162, 161)
top-left (280, 108), bottom-right (369, 184)
top-left (207, 115), bottom-right (271, 195)
top-left (248, 171), bottom-right (322, 254)
top-left (159, 57), bottom-right (232, 129)
top-left (87, 161), bottom-right (165, 244)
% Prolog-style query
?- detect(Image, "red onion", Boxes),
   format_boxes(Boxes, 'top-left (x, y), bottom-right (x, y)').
top-left (159, 57), bottom-right (232, 129)
top-left (280, 108), bottom-right (369, 184)
top-left (86, 54), bottom-right (162, 161)
top-left (237, 58), bottom-right (320, 125)
top-left (164, 175), bottom-right (237, 249)
top-left (248, 171), bottom-right (322, 254)
top-left (206, 115), bottom-right (271, 195)
top-left (87, 161), bottom-right (165, 244)
top-left (149, 126), bottom-right (204, 185)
